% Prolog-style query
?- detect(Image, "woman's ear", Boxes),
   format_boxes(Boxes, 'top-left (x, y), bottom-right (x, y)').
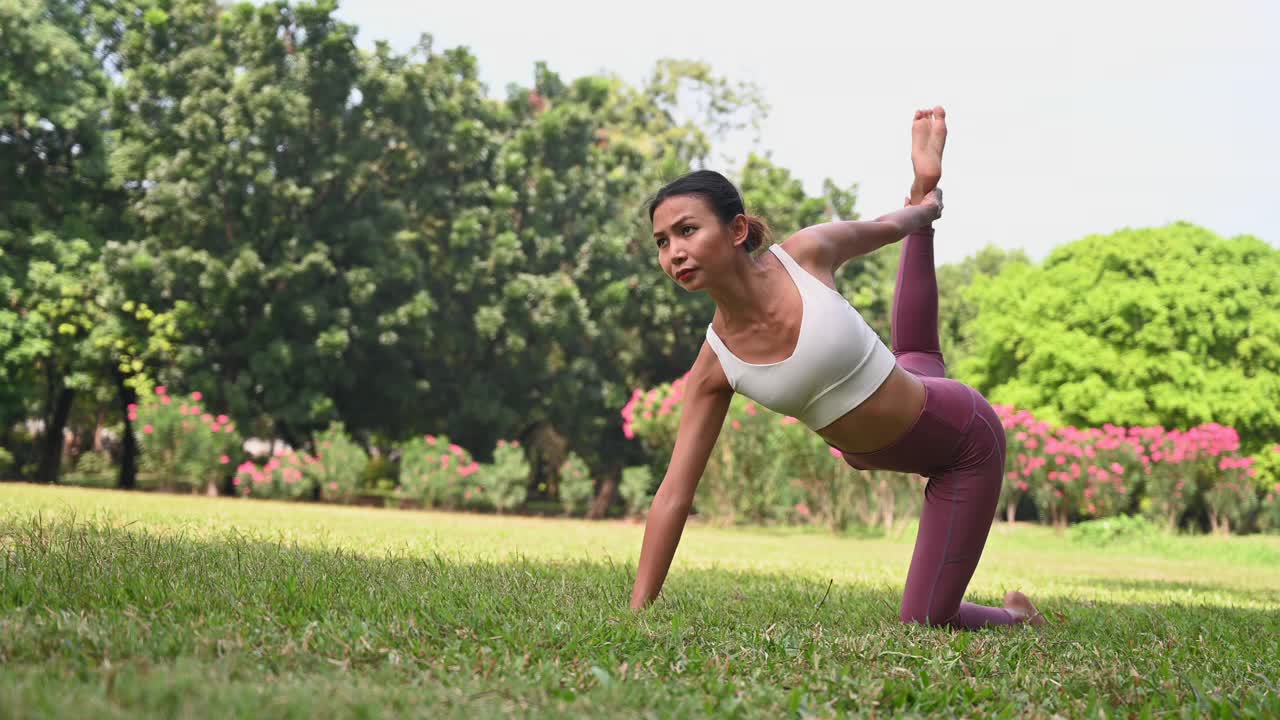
top-left (730, 214), bottom-right (750, 249)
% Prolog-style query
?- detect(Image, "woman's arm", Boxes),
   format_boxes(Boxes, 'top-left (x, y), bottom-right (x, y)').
top-left (629, 344), bottom-right (733, 610)
top-left (793, 189), bottom-right (942, 272)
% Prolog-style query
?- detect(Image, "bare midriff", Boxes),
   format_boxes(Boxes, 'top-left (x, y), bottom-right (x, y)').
top-left (815, 365), bottom-right (926, 454)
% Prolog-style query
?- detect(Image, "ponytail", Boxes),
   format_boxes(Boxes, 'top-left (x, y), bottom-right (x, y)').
top-left (743, 214), bottom-right (772, 253)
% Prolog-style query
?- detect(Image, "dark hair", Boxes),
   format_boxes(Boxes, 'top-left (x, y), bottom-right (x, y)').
top-left (647, 170), bottom-right (772, 253)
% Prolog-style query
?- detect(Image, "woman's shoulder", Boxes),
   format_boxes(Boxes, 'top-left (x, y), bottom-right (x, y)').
top-left (689, 338), bottom-right (735, 397)
top-left (775, 231), bottom-right (840, 292)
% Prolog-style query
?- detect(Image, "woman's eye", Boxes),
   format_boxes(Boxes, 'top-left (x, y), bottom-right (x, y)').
top-left (656, 237), bottom-right (668, 248)
top-left (681, 226), bottom-right (695, 236)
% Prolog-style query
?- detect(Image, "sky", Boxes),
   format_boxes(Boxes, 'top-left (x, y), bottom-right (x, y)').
top-left (335, 0), bottom-right (1279, 265)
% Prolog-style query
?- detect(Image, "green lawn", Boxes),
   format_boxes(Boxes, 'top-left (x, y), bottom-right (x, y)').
top-left (2, 483), bottom-right (1278, 718)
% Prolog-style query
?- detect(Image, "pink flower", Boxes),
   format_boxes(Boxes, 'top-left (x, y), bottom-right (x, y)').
top-left (232, 477), bottom-right (240, 486)
top-left (142, 424), bottom-right (154, 434)
top-left (1017, 481), bottom-right (1028, 492)
top-left (780, 416), bottom-right (799, 425)
top-left (828, 447), bottom-right (843, 458)
top-left (623, 422), bottom-right (635, 439)
top-left (426, 434), bottom-right (437, 444)
top-left (127, 403), bottom-right (138, 412)
top-left (155, 386), bottom-right (167, 395)
top-left (201, 413), bottom-right (213, 423)
top-left (744, 402), bottom-right (757, 416)
top-left (161, 396), bottom-right (171, 406)
top-left (731, 420), bottom-right (741, 430)
top-left (328, 482), bottom-right (338, 491)
top-left (217, 414), bottom-right (229, 424)
top-left (219, 455), bottom-right (230, 464)
top-left (191, 391), bottom-right (203, 401)
top-left (448, 443), bottom-right (464, 456)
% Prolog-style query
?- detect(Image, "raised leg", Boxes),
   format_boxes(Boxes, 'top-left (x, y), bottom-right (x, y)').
top-left (891, 227), bottom-right (946, 378)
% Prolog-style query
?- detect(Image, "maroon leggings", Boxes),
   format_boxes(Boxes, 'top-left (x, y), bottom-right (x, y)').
top-left (839, 228), bottom-right (1015, 629)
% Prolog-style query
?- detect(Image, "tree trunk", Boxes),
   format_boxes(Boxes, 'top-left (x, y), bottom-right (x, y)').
top-left (1006, 499), bottom-right (1017, 524)
top-left (114, 368), bottom-right (138, 490)
top-left (36, 384), bottom-right (75, 484)
top-left (587, 464), bottom-right (620, 520)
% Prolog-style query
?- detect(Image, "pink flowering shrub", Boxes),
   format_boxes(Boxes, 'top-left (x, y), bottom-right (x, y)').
top-left (399, 434), bottom-right (481, 509)
top-left (627, 376), bottom-right (1271, 533)
top-left (133, 386), bottom-right (241, 492)
top-left (233, 448), bottom-right (312, 501)
top-left (1135, 424), bottom-right (1237, 530)
top-left (1204, 456), bottom-right (1259, 535)
top-left (995, 406), bottom-right (1054, 523)
top-left (626, 373), bottom-right (924, 530)
top-left (626, 373), bottom-right (792, 525)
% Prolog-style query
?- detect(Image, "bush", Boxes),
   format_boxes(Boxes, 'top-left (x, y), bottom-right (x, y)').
top-left (68, 449), bottom-right (114, 483)
top-left (1258, 484), bottom-right (1280, 534)
top-left (233, 451), bottom-right (312, 501)
top-left (1068, 515), bottom-right (1163, 546)
top-left (308, 422), bottom-right (369, 504)
top-left (558, 453), bottom-right (594, 516)
top-left (0, 446), bottom-right (13, 475)
top-left (619, 466), bottom-right (654, 517)
top-left (134, 386), bottom-right (240, 491)
top-left (478, 440), bottom-right (528, 513)
top-left (398, 434), bottom-right (480, 509)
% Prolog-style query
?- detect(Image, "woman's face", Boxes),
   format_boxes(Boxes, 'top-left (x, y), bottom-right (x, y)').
top-left (651, 195), bottom-right (743, 291)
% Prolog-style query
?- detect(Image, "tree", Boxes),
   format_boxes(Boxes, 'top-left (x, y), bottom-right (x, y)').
top-left (0, 0), bottom-right (120, 482)
top-left (958, 223), bottom-right (1280, 453)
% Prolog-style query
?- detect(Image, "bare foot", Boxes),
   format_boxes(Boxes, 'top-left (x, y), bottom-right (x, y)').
top-left (909, 105), bottom-right (947, 205)
top-left (1003, 590), bottom-right (1046, 626)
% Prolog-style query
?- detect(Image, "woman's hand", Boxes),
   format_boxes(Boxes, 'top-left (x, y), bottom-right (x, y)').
top-left (919, 187), bottom-right (943, 221)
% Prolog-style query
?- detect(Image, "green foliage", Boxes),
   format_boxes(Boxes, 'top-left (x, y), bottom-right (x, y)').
top-left (557, 453), bottom-right (594, 516)
top-left (478, 440), bottom-right (529, 514)
top-left (397, 434), bottom-right (481, 510)
top-left (619, 466), bottom-right (654, 517)
top-left (308, 423), bottom-right (369, 504)
top-left (1068, 515), bottom-right (1163, 546)
top-left (1254, 445), bottom-right (1280, 493)
top-left (234, 451), bottom-right (312, 501)
top-left (959, 224), bottom-right (1280, 454)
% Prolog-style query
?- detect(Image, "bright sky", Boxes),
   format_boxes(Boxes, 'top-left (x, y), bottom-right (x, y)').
top-left (336, 0), bottom-right (1279, 264)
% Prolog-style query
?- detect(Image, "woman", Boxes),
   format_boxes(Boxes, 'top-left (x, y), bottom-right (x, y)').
top-left (630, 107), bottom-right (1043, 628)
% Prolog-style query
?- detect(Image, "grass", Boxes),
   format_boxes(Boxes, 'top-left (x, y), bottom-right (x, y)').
top-left (2, 483), bottom-right (1278, 718)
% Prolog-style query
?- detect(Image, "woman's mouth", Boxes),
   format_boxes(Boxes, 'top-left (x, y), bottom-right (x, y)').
top-left (676, 268), bottom-right (697, 282)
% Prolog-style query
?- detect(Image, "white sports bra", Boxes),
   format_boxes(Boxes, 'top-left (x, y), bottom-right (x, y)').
top-left (704, 244), bottom-right (897, 430)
